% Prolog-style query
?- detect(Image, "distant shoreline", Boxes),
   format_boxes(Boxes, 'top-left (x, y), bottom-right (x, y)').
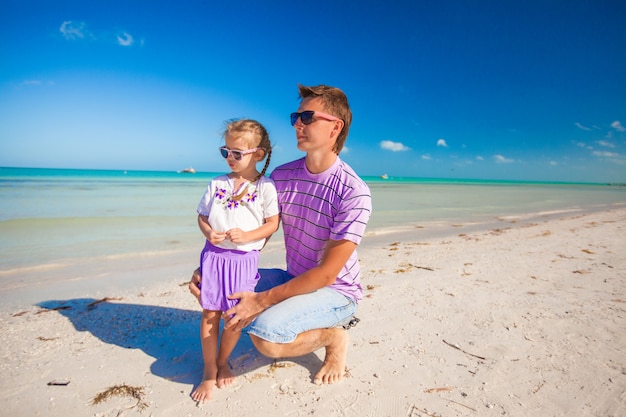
top-left (1, 166), bottom-right (623, 187)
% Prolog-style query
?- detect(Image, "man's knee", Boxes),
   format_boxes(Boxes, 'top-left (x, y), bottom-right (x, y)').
top-left (250, 334), bottom-right (283, 358)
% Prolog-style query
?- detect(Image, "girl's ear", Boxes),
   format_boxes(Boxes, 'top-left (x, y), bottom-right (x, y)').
top-left (254, 148), bottom-right (266, 161)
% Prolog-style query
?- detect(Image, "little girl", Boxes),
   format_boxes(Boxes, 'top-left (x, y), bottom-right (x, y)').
top-left (191, 119), bottom-right (279, 402)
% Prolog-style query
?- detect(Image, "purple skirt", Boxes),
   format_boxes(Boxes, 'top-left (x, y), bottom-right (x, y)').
top-left (199, 241), bottom-right (260, 312)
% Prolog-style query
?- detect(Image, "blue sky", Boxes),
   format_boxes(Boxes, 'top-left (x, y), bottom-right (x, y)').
top-left (1, 1), bottom-right (625, 183)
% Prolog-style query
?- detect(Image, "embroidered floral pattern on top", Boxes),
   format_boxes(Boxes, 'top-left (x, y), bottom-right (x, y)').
top-left (215, 186), bottom-right (258, 210)
top-left (227, 199), bottom-right (239, 209)
top-left (215, 188), bottom-right (227, 200)
top-left (244, 192), bottom-right (257, 203)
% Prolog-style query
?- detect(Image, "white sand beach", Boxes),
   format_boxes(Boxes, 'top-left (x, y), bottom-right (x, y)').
top-left (1, 207), bottom-right (625, 416)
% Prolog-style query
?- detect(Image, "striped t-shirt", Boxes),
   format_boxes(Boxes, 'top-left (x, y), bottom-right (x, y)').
top-left (270, 157), bottom-right (372, 302)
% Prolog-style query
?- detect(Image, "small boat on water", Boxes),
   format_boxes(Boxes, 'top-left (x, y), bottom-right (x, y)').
top-left (380, 173), bottom-right (388, 179)
top-left (178, 167), bottom-right (196, 174)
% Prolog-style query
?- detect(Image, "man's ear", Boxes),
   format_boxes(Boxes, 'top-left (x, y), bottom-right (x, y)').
top-left (330, 119), bottom-right (344, 139)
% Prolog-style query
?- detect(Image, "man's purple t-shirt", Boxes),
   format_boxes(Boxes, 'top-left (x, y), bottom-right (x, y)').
top-left (270, 157), bottom-right (372, 302)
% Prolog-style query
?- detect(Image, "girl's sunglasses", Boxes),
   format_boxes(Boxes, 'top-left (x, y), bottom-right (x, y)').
top-left (290, 110), bottom-right (340, 126)
top-left (219, 147), bottom-right (260, 161)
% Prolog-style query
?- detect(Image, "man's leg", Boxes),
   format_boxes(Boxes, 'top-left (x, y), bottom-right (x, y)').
top-left (251, 327), bottom-right (349, 384)
top-left (246, 281), bottom-right (356, 385)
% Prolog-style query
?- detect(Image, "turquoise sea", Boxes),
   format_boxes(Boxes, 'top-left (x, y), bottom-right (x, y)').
top-left (1, 167), bottom-right (625, 308)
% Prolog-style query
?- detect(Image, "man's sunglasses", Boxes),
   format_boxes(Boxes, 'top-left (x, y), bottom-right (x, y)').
top-left (219, 147), bottom-right (260, 161)
top-left (290, 110), bottom-right (340, 126)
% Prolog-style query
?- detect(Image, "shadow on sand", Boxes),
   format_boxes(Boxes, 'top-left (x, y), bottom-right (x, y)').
top-left (37, 298), bottom-right (323, 386)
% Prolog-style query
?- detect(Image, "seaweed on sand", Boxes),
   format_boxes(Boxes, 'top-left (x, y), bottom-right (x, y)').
top-left (90, 384), bottom-right (148, 410)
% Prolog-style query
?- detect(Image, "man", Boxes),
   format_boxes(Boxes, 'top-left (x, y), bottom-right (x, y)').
top-left (192, 84), bottom-right (371, 385)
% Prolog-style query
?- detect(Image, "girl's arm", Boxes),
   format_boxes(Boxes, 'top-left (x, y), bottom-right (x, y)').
top-left (198, 214), bottom-right (227, 245)
top-left (226, 214), bottom-right (279, 244)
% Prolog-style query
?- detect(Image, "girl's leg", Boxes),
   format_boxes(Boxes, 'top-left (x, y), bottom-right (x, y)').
top-left (216, 324), bottom-right (242, 388)
top-left (191, 310), bottom-right (221, 402)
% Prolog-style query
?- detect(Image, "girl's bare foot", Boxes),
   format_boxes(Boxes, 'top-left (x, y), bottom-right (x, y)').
top-left (191, 374), bottom-right (216, 402)
top-left (191, 362), bottom-right (218, 402)
top-left (216, 363), bottom-right (236, 388)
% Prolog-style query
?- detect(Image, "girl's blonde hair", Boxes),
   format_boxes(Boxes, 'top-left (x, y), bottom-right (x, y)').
top-left (223, 119), bottom-right (272, 200)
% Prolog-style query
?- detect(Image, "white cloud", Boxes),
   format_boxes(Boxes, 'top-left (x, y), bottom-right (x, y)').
top-left (380, 140), bottom-right (410, 152)
top-left (21, 80), bottom-right (41, 86)
top-left (117, 32), bottom-right (134, 46)
top-left (611, 120), bottom-right (626, 132)
top-left (550, 161), bottom-right (558, 166)
top-left (14, 80), bottom-right (55, 89)
top-left (341, 145), bottom-right (349, 154)
top-left (575, 122), bottom-right (591, 131)
top-left (476, 155), bottom-right (484, 161)
top-left (575, 141), bottom-right (594, 150)
top-left (60, 21), bottom-right (90, 40)
top-left (596, 140), bottom-right (615, 148)
top-left (494, 154), bottom-right (514, 164)
top-left (60, 21), bottom-right (137, 47)
top-left (593, 151), bottom-right (619, 158)
top-left (421, 154), bottom-right (432, 160)
top-left (437, 138), bottom-right (448, 147)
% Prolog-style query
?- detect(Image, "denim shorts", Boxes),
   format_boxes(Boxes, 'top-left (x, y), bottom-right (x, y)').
top-left (247, 268), bottom-right (357, 343)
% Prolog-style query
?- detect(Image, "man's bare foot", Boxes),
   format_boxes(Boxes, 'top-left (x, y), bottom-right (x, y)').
top-left (313, 328), bottom-right (349, 385)
top-left (191, 376), bottom-right (216, 402)
top-left (216, 363), bottom-right (236, 388)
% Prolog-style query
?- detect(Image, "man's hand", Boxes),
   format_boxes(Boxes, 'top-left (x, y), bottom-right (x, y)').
top-left (223, 291), bottom-right (266, 331)
top-left (189, 268), bottom-right (202, 306)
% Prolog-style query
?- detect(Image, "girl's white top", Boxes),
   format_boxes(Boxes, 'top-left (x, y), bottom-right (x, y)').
top-left (197, 175), bottom-right (279, 252)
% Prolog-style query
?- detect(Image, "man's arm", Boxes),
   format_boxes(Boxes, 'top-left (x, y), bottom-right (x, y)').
top-left (223, 239), bottom-right (357, 331)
